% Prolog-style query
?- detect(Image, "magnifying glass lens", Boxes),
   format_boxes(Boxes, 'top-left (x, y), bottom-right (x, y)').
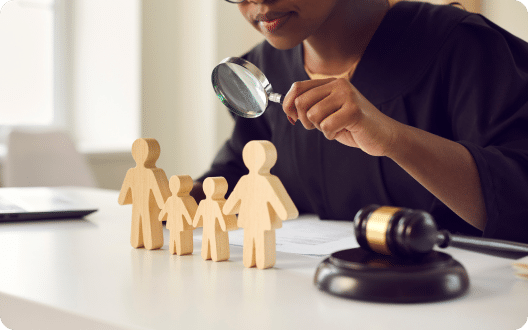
top-left (213, 62), bottom-right (268, 118)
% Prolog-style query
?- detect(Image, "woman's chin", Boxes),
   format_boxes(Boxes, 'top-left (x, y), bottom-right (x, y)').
top-left (264, 36), bottom-right (304, 50)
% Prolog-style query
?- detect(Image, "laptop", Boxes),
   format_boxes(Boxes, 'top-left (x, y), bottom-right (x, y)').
top-left (0, 187), bottom-right (98, 221)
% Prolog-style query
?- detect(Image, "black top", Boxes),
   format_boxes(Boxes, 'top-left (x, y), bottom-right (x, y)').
top-left (199, 1), bottom-right (528, 243)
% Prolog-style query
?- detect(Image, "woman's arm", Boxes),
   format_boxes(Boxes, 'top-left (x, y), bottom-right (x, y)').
top-left (283, 78), bottom-right (486, 230)
top-left (385, 122), bottom-right (487, 230)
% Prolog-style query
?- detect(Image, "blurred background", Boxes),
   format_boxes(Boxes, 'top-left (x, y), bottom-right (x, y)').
top-left (0, 0), bottom-right (527, 190)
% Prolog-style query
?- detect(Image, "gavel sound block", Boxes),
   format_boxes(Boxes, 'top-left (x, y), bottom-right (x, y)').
top-left (314, 205), bottom-right (471, 303)
top-left (315, 205), bottom-right (528, 302)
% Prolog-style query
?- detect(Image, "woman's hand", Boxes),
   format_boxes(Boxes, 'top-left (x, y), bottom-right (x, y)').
top-left (283, 78), bottom-right (487, 230)
top-left (283, 78), bottom-right (400, 157)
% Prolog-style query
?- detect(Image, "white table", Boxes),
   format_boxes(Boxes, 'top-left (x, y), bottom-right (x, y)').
top-left (0, 188), bottom-right (527, 330)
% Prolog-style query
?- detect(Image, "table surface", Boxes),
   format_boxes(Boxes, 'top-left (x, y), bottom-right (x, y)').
top-left (0, 188), bottom-right (527, 330)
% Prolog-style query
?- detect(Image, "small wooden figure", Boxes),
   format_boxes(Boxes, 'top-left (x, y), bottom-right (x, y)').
top-left (223, 140), bottom-right (299, 269)
top-left (118, 138), bottom-right (170, 250)
top-left (159, 175), bottom-right (197, 255)
top-left (193, 177), bottom-right (237, 262)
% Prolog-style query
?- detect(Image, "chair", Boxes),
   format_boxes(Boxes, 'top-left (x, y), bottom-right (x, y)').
top-left (3, 129), bottom-right (96, 187)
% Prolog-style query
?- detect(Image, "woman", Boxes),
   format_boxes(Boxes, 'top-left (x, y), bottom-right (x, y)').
top-left (193, 0), bottom-right (528, 243)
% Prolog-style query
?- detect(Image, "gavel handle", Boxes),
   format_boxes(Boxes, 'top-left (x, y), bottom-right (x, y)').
top-left (437, 231), bottom-right (528, 259)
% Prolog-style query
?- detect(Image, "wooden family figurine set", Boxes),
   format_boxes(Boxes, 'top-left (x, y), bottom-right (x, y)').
top-left (118, 138), bottom-right (299, 269)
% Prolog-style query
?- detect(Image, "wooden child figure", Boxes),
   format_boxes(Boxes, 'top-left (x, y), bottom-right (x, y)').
top-left (223, 140), bottom-right (299, 269)
top-left (159, 175), bottom-right (198, 255)
top-left (118, 138), bottom-right (170, 250)
top-left (193, 177), bottom-right (237, 262)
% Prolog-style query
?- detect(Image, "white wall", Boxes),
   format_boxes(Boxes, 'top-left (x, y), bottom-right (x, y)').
top-left (65, 0), bottom-right (141, 189)
top-left (482, 0), bottom-right (528, 41)
top-left (73, 0), bottom-right (141, 152)
top-left (141, 0), bottom-right (217, 181)
top-left (0, 0), bottom-right (54, 126)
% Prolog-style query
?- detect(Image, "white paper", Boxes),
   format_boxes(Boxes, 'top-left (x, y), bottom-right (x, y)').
top-left (194, 214), bottom-right (359, 258)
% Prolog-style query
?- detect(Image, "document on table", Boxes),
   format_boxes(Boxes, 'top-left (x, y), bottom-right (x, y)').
top-left (194, 214), bottom-right (359, 257)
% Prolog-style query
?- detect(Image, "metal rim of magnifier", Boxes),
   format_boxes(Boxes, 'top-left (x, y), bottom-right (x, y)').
top-left (212, 57), bottom-right (273, 118)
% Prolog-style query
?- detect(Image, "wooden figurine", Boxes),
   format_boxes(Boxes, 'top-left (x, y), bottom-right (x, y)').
top-left (159, 175), bottom-right (198, 255)
top-left (193, 177), bottom-right (238, 262)
top-left (223, 140), bottom-right (299, 269)
top-left (118, 138), bottom-right (170, 250)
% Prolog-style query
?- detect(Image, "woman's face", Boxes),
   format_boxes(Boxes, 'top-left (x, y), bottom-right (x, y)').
top-left (237, 0), bottom-right (345, 50)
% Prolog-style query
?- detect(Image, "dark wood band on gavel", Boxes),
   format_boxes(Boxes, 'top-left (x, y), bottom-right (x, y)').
top-left (354, 205), bottom-right (528, 259)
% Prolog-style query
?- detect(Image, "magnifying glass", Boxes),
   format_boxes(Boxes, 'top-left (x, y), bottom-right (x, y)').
top-left (212, 57), bottom-right (284, 118)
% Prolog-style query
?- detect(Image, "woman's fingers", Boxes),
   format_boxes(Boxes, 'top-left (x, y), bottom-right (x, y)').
top-left (282, 78), bottom-right (336, 128)
top-left (306, 95), bottom-right (345, 132)
top-left (281, 77), bottom-right (396, 155)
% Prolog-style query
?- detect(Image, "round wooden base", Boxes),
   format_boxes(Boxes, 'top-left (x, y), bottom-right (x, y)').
top-left (314, 248), bottom-right (469, 303)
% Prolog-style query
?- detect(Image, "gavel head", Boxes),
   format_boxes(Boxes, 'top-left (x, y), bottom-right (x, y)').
top-left (354, 205), bottom-right (439, 258)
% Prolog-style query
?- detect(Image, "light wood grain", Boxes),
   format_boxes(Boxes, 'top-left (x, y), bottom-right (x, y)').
top-left (193, 177), bottom-right (238, 262)
top-left (118, 138), bottom-right (170, 250)
top-left (223, 140), bottom-right (299, 269)
top-left (159, 175), bottom-right (197, 255)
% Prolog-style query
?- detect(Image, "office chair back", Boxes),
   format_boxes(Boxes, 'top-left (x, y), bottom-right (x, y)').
top-left (3, 130), bottom-right (96, 187)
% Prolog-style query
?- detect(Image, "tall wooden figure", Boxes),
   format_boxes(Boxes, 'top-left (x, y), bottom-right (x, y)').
top-left (118, 138), bottom-right (170, 250)
top-left (193, 177), bottom-right (237, 262)
top-left (159, 175), bottom-right (197, 255)
top-left (223, 140), bottom-right (299, 269)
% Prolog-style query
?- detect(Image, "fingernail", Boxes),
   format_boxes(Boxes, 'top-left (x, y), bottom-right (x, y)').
top-left (287, 116), bottom-right (296, 125)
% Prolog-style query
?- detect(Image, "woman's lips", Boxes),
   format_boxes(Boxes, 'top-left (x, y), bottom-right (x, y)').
top-left (255, 12), bottom-right (293, 33)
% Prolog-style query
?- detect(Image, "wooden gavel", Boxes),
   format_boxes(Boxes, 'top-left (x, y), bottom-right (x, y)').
top-left (354, 205), bottom-right (528, 259)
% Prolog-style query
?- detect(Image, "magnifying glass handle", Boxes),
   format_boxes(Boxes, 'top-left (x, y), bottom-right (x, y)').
top-left (269, 93), bottom-right (284, 105)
